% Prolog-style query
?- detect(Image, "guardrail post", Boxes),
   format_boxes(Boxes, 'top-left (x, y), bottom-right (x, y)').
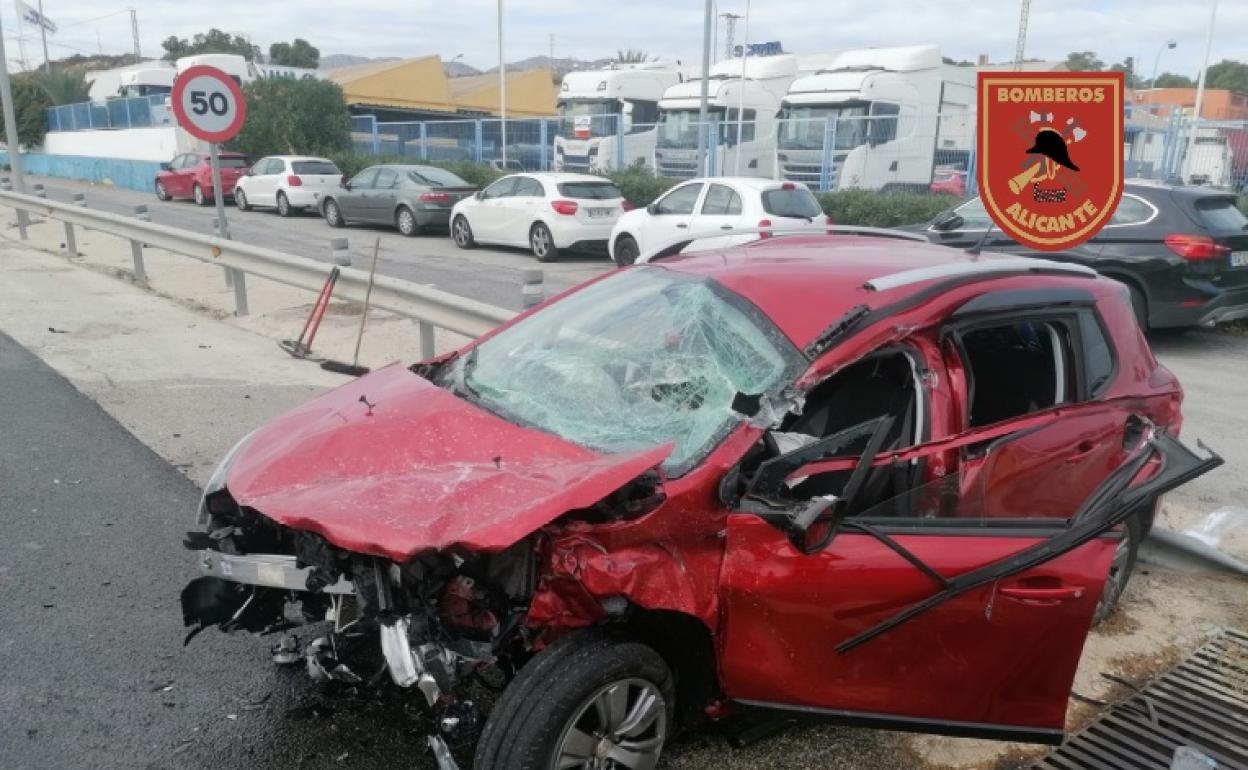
top-left (213, 217), bottom-right (235, 288)
top-left (63, 193), bottom-right (86, 257)
top-left (129, 204), bottom-right (150, 284)
top-left (231, 270), bottom-right (249, 316)
top-left (32, 183), bottom-right (45, 199)
top-left (330, 237), bottom-right (351, 266)
top-left (418, 321), bottom-right (436, 359)
top-left (522, 268), bottom-right (544, 309)
top-left (2, 176), bottom-right (28, 239)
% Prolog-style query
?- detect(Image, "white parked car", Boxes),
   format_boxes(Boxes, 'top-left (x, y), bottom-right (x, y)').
top-left (234, 156), bottom-right (343, 217)
top-left (449, 173), bottom-right (629, 262)
top-left (609, 177), bottom-right (829, 265)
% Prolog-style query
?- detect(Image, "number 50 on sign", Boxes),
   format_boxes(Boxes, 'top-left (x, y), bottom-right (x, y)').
top-left (171, 65), bottom-right (247, 144)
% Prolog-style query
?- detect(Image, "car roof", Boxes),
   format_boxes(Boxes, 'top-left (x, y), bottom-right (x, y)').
top-left (266, 155), bottom-right (334, 163)
top-left (522, 172), bottom-right (615, 183)
top-left (653, 236), bottom-right (1103, 348)
top-left (680, 176), bottom-right (800, 191)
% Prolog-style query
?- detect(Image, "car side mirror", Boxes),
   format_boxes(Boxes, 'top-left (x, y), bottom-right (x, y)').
top-left (646, 202), bottom-right (658, 215)
top-left (474, 191), bottom-right (484, 200)
top-left (933, 212), bottom-right (964, 231)
top-left (159, 162), bottom-right (171, 171)
top-left (342, 180), bottom-right (352, 190)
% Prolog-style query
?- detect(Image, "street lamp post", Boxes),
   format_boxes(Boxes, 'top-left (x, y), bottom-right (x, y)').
top-left (695, 0), bottom-right (713, 176)
top-left (498, 0), bottom-right (507, 166)
top-left (1184, 0), bottom-right (1218, 182)
top-left (1150, 39), bottom-right (1177, 90)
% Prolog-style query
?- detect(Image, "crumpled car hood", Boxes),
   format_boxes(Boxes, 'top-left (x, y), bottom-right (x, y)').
top-left (225, 364), bottom-right (670, 561)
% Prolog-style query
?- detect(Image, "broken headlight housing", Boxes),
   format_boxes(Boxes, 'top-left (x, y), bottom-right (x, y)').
top-left (195, 430), bottom-right (254, 525)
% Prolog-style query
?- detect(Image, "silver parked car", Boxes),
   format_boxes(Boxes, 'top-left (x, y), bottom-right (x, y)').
top-left (320, 164), bottom-right (478, 236)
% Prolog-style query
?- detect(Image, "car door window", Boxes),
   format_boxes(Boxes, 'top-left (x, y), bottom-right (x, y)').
top-left (373, 168), bottom-right (398, 189)
top-left (700, 184), bottom-right (742, 216)
top-left (514, 177), bottom-right (545, 197)
top-left (955, 319), bottom-right (1075, 428)
top-left (1107, 194), bottom-right (1155, 226)
top-left (169, 154), bottom-right (187, 170)
top-left (267, 159), bottom-right (287, 176)
top-left (655, 183), bottom-right (703, 215)
top-left (350, 167), bottom-right (379, 189)
top-left (481, 177), bottom-right (518, 199)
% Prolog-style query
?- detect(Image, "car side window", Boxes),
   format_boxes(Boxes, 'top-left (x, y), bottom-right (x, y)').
top-left (373, 168), bottom-right (398, 189)
top-left (655, 183), bottom-right (703, 215)
top-left (950, 197), bottom-right (992, 230)
top-left (257, 159), bottom-right (276, 175)
top-left (700, 184), bottom-right (742, 216)
top-left (351, 167), bottom-right (379, 189)
top-left (1080, 311), bottom-right (1116, 396)
top-left (956, 318), bottom-right (1076, 428)
top-left (514, 177), bottom-right (545, 197)
top-left (1107, 194), bottom-right (1154, 226)
top-left (173, 154), bottom-right (191, 170)
top-left (482, 177), bottom-right (518, 199)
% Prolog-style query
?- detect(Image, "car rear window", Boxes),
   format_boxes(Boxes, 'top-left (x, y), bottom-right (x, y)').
top-left (761, 187), bottom-right (822, 219)
top-left (1193, 196), bottom-right (1248, 231)
top-left (557, 182), bottom-right (622, 200)
top-left (218, 157), bottom-right (249, 168)
top-left (407, 168), bottom-right (470, 187)
top-left (292, 161), bottom-right (340, 175)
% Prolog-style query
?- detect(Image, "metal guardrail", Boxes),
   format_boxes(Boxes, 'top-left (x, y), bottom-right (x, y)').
top-left (0, 189), bottom-right (517, 357)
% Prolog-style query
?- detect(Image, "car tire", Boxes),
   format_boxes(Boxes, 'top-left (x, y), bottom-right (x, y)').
top-left (396, 205), bottom-right (419, 237)
top-left (277, 192), bottom-right (295, 217)
top-left (1092, 506), bottom-right (1146, 625)
top-left (323, 198), bottom-right (344, 228)
top-left (193, 183), bottom-right (209, 206)
top-left (155, 180), bottom-right (171, 201)
top-left (452, 215), bottom-right (476, 249)
top-left (614, 234), bottom-right (640, 267)
top-left (234, 188), bottom-right (250, 212)
top-left (530, 222), bottom-right (560, 262)
top-left (1127, 284), bottom-right (1149, 332)
top-left (474, 630), bottom-right (673, 770)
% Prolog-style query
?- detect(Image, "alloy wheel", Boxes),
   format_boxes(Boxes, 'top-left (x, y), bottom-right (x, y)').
top-left (398, 208), bottom-right (416, 235)
top-left (453, 217), bottom-right (472, 247)
top-left (552, 677), bottom-right (667, 770)
top-left (531, 226), bottom-right (551, 259)
top-left (1095, 527), bottom-right (1134, 621)
top-left (325, 200), bottom-right (340, 226)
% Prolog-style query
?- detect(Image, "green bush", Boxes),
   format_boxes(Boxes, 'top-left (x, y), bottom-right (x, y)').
top-left (817, 189), bottom-right (958, 228)
top-left (227, 79), bottom-right (352, 161)
top-left (606, 163), bottom-right (677, 206)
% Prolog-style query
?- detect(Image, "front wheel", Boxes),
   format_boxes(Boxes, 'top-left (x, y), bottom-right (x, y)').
top-left (323, 198), bottom-right (344, 228)
top-left (155, 180), bottom-right (170, 201)
top-left (193, 183), bottom-right (209, 206)
top-left (474, 631), bottom-right (673, 770)
top-left (614, 234), bottom-right (640, 267)
top-left (452, 215), bottom-right (476, 249)
top-left (234, 188), bottom-right (250, 211)
top-left (530, 222), bottom-right (560, 262)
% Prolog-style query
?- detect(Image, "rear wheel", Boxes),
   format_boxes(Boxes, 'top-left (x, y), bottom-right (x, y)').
top-left (323, 198), bottom-right (344, 227)
top-left (234, 188), bottom-right (250, 211)
top-left (277, 192), bottom-right (294, 217)
top-left (155, 180), bottom-right (170, 201)
top-left (452, 215), bottom-right (476, 249)
top-left (530, 222), bottom-right (560, 262)
top-left (192, 183), bottom-right (209, 206)
top-left (614, 234), bottom-right (640, 267)
top-left (1093, 509), bottom-right (1145, 624)
top-left (474, 630), bottom-right (673, 770)
top-left (396, 205), bottom-right (419, 237)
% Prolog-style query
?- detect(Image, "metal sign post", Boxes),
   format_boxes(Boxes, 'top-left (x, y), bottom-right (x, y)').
top-left (209, 142), bottom-right (230, 240)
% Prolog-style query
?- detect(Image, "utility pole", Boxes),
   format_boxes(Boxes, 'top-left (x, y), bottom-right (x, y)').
top-left (36, 0), bottom-right (49, 71)
top-left (1184, 0), bottom-right (1218, 182)
top-left (733, 0), bottom-right (750, 175)
top-left (497, 0), bottom-right (507, 166)
top-left (130, 9), bottom-right (141, 59)
top-left (695, 0), bottom-right (713, 176)
top-left (1014, 0), bottom-right (1030, 71)
top-left (720, 13), bottom-right (741, 60)
top-left (0, 4), bottom-right (30, 230)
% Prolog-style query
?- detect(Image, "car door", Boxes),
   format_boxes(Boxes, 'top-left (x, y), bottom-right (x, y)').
top-left (502, 176), bottom-right (547, 245)
top-left (689, 182), bottom-right (743, 241)
top-left (365, 167), bottom-right (400, 223)
top-left (337, 166), bottom-right (377, 219)
top-left (469, 176), bottom-right (519, 242)
top-left (246, 158), bottom-right (277, 202)
top-left (636, 181), bottom-right (704, 255)
top-left (718, 308), bottom-right (1219, 741)
top-left (167, 154), bottom-right (193, 197)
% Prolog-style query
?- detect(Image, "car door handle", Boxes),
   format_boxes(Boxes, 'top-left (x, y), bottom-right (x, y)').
top-left (720, 224), bottom-right (733, 230)
top-left (676, 222), bottom-right (688, 229)
top-left (999, 585), bottom-right (1085, 602)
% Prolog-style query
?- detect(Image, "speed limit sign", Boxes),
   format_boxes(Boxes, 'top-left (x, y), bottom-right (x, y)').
top-left (171, 65), bottom-right (247, 143)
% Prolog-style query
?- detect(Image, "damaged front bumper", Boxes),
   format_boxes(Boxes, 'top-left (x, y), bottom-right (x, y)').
top-left (195, 550), bottom-right (355, 595)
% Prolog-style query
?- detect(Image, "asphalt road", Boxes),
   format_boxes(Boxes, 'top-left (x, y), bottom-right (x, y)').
top-left (25, 175), bottom-right (614, 312)
top-left (0, 331), bottom-right (461, 770)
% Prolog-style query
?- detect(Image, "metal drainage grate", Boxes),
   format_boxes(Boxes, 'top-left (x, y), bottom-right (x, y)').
top-left (1035, 628), bottom-right (1248, 770)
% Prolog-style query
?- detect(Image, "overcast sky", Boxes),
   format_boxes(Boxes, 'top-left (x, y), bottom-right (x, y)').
top-left (3, 0), bottom-right (1244, 79)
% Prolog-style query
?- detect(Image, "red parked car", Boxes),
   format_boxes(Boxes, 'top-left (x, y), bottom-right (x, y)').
top-left (154, 151), bottom-right (249, 205)
top-left (181, 235), bottom-right (1219, 769)
top-left (930, 167), bottom-right (968, 197)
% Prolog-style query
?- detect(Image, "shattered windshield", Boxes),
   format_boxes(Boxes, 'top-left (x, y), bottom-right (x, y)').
top-left (441, 267), bottom-right (802, 475)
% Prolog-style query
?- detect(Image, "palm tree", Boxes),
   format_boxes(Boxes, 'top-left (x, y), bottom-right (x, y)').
top-left (616, 49), bottom-right (649, 64)
top-left (35, 70), bottom-right (91, 105)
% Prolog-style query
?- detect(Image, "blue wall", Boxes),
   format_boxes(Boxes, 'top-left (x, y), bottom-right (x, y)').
top-left (0, 151), bottom-right (160, 194)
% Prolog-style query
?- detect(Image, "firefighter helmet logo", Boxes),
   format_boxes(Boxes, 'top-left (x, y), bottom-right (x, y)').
top-left (977, 72), bottom-right (1124, 251)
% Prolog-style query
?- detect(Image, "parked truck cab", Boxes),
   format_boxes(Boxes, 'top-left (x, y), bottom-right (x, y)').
top-left (654, 54), bottom-right (803, 180)
top-left (777, 45), bottom-right (974, 192)
top-left (554, 62), bottom-right (685, 174)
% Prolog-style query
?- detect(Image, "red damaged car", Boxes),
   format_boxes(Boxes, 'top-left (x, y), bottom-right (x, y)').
top-left (182, 235), bottom-right (1220, 769)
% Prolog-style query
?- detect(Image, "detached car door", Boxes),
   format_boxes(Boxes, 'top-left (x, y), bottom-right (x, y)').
top-left (720, 415), bottom-right (1217, 742)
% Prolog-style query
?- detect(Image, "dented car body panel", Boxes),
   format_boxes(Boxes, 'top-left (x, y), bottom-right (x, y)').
top-left (182, 236), bottom-right (1220, 763)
